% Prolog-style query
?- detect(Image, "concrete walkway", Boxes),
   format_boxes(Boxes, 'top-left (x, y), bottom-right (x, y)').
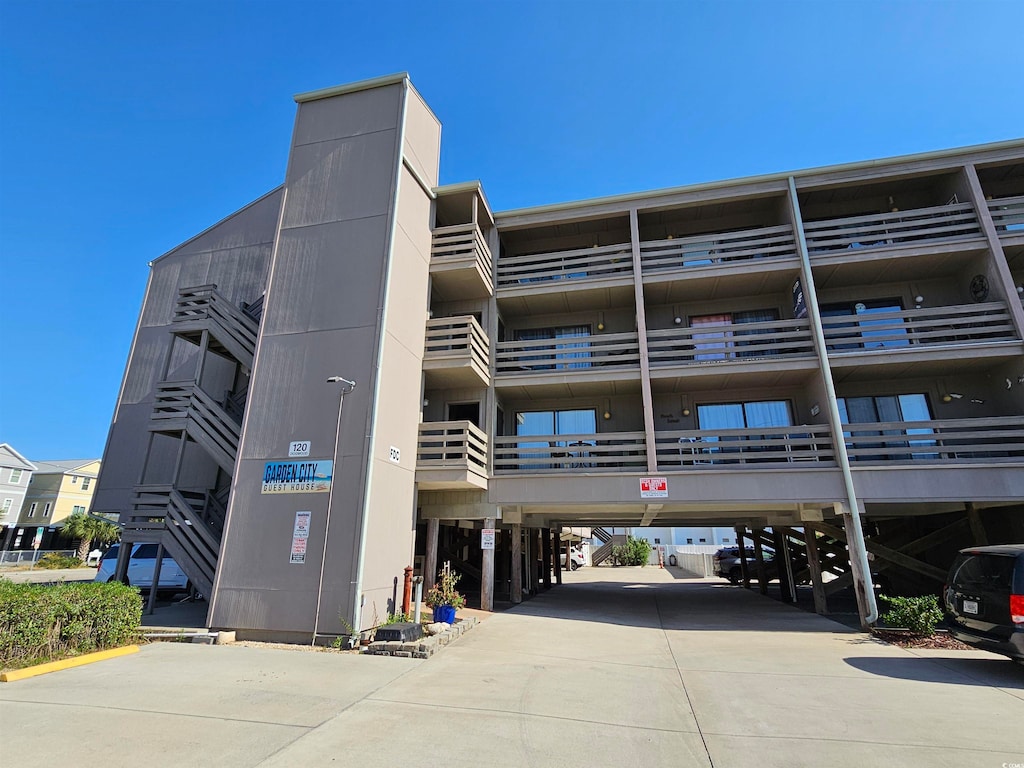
top-left (1, 567), bottom-right (1022, 767)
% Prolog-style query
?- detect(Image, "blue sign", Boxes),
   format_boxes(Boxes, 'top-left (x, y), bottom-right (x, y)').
top-left (261, 460), bottom-right (333, 494)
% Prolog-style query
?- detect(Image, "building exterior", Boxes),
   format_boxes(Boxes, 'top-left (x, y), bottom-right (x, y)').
top-left (7, 459), bottom-right (101, 549)
top-left (0, 444), bottom-right (36, 548)
top-left (93, 73), bottom-right (1024, 641)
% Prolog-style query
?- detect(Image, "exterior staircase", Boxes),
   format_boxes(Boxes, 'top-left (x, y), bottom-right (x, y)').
top-left (590, 527), bottom-right (629, 566)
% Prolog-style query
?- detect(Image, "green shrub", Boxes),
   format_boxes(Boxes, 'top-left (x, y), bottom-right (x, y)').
top-left (612, 537), bottom-right (653, 567)
top-left (35, 553), bottom-right (85, 569)
top-left (0, 580), bottom-right (142, 669)
top-left (879, 594), bottom-right (943, 635)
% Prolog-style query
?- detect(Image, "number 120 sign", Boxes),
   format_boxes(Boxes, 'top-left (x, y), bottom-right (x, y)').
top-left (639, 477), bottom-right (668, 499)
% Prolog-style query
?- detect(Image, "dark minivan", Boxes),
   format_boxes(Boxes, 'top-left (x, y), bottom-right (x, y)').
top-left (944, 545), bottom-right (1024, 662)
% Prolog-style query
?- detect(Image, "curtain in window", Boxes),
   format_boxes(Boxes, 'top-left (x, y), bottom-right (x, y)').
top-left (734, 309), bottom-right (780, 357)
top-left (691, 314), bottom-right (733, 360)
top-left (554, 325), bottom-right (591, 369)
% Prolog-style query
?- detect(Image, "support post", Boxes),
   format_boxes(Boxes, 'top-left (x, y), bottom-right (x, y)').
top-left (553, 525), bottom-right (562, 586)
top-left (424, 518), bottom-right (439, 587)
top-left (510, 523), bottom-right (522, 604)
top-left (145, 543), bottom-right (165, 616)
top-left (481, 518), bottom-right (495, 612)
top-left (752, 529), bottom-right (768, 595)
top-left (736, 525), bottom-right (750, 588)
top-left (803, 524), bottom-right (829, 615)
top-left (402, 566), bottom-right (413, 616)
top-left (965, 503), bottom-right (988, 546)
top-left (774, 529), bottom-right (796, 603)
top-left (541, 527), bottom-right (552, 589)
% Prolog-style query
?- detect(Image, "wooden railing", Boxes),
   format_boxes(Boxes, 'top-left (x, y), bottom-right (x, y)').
top-left (424, 316), bottom-right (489, 372)
top-left (150, 381), bottom-right (241, 474)
top-left (431, 223), bottom-right (493, 281)
top-left (417, 421), bottom-right (488, 471)
top-left (843, 416), bottom-right (1024, 463)
top-left (493, 432), bottom-right (647, 473)
top-left (496, 242), bottom-right (633, 288)
top-left (989, 195), bottom-right (1024, 237)
top-left (803, 202), bottom-right (980, 256)
top-left (656, 426), bottom-right (836, 468)
top-left (173, 285), bottom-right (260, 366)
top-left (640, 223), bottom-right (797, 274)
top-left (822, 302), bottom-right (1017, 353)
top-left (647, 318), bottom-right (815, 366)
top-left (495, 332), bottom-right (640, 375)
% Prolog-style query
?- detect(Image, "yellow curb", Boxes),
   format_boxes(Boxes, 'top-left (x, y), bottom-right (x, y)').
top-left (1, 645), bottom-right (140, 682)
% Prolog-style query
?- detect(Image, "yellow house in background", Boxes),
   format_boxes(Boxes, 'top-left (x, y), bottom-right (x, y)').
top-left (14, 459), bottom-right (101, 536)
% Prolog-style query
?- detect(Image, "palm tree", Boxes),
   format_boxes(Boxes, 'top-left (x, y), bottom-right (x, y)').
top-left (61, 513), bottom-right (120, 562)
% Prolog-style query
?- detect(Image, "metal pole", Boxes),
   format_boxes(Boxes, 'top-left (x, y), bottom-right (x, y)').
top-left (413, 577), bottom-right (423, 624)
top-left (312, 377), bottom-right (355, 645)
top-left (786, 176), bottom-right (878, 627)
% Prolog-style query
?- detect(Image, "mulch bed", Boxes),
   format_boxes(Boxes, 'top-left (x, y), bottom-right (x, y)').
top-left (871, 629), bottom-right (973, 651)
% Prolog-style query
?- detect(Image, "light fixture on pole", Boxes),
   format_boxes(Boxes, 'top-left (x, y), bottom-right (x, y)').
top-left (312, 375), bottom-right (356, 646)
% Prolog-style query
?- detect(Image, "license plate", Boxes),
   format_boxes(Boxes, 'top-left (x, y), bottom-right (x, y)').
top-left (962, 599), bottom-right (979, 615)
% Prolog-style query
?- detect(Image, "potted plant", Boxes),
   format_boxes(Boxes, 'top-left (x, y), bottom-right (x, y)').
top-left (426, 562), bottom-right (465, 624)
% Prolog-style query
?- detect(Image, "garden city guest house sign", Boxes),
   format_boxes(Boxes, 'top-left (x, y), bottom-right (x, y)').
top-left (261, 460), bottom-right (333, 494)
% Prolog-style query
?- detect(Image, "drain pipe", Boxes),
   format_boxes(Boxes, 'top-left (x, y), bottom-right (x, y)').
top-left (787, 177), bottom-right (878, 627)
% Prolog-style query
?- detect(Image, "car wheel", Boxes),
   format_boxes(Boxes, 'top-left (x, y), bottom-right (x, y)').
top-left (570, 561), bottom-right (579, 571)
top-left (728, 568), bottom-right (742, 585)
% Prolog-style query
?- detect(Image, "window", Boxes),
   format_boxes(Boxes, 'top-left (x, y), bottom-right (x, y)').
top-left (699, 538), bottom-right (707, 543)
top-left (722, 537), bottom-right (731, 543)
top-left (72, 505), bottom-right (86, 515)
top-left (516, 408), bottom-right (598, 469)
top-left (26, 502), bottom-right (36, 518)
top-left (71, 475), bottom-right (79, 484)
top-left (9, 469), bottom-right (22, 484)
top-left (81, 477), bottom-right (92, 490)
top-left (695, 400), bottom-right (793, 462)
top-left (691, 309), bottom-right (781, 361)
top-left (686, 537), bottom-right (694, 544)
top-left (838, 394), bottom-right (935, 461)
top-left (1, 498), bottom-right (12, 516)
top-left (43, 503), bottom-right (52, 517)
top-left (654, 538), bottom-right (661, 544)
top-left (822, 299), bottom-right (909, 351)
top-left (514, 325), bottom-right (591, 370)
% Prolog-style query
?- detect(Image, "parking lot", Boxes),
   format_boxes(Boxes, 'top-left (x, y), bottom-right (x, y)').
top-left (1, 567), bottom-right (1022, 767)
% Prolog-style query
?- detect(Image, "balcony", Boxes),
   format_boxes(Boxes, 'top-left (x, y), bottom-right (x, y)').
top-left (430, 223), bottom-right (493, 299)
top-left (495, 332), bottom-right (640, 382)
top-left (989, 195), bottom-right (1024, 242)
top-left (148, 381), bottom-right (241, 475)
top-left (843, 416), bottom-right (1024, 464)
top-left (804, 202), bottom-right (981, 259)
top-left (171, 285), bottom-right (260, 370)
top-left (823, 302), bottom-right (1019, 365)
top-left (655, 425), bottom-right (836, 469)
top-left (493, 431), bottom-right (647, 474)
top-left (496, 242), bottom-right (634, 292)
top-left (640, 223), bottom-right (798, 277)
top-left (416, 421), bottom-right (489, 490)
top-left (423, 315), bottom-right (490, 388)
top-left (647, 318), bottom-right (815, 371)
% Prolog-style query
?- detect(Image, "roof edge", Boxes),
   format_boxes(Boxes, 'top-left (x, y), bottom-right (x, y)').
top-left (495, 137), bottom-right (1024, 221)
top-left (294, 72), bottom-right (409, 103)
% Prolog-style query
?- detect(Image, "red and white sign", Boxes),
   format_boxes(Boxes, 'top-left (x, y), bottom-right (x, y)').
top-left (639, 477), bottom-right (668, 499)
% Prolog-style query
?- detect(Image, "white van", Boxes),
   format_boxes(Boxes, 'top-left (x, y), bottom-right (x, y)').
top-left (94, 543), bottom-right (190, 596)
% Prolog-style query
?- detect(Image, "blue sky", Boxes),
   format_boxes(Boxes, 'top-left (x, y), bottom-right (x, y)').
top-left (1, 0), bottom-right (1022, 460)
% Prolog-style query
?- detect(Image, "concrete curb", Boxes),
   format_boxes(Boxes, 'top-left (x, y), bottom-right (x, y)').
top-left (364, 616), bottom-right (479, 658)
top-left (1, 645), bottom-right (140, 683)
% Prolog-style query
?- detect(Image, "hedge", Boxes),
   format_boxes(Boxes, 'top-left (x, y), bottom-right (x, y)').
top-left (0, 580), bottom-right (142, 669)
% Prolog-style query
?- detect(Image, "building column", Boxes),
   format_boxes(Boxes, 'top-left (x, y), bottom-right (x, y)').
top-left (510, 523), bottom-right (522, 604)
top-left (752, 529), bottom-right (768, 595)
top-left (480, 517), bottom-right (495, 611)
top-left (424, 518), bottom-right (439, 587)
top-left (735, 525), bottom-right (750, 588)
top-left (541, 527), bottom-right (552, 589)
top-left (553, 525), bottom-right (562, 585)
top-left (774, 529), bottom-right (796, 603)
top-left (803, 524), bottom-right (829, 615)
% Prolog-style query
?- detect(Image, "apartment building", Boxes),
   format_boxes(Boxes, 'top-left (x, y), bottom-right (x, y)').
top-left (7, 459), bottom-right (102, 549)
top-left (92, 73), bottom-right (1024, 641)
top-left (0, 444), bottom-right (36, 548)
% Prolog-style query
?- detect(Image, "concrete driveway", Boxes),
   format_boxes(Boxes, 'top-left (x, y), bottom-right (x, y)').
top-left (1, 567), bottom-right (1021, 767)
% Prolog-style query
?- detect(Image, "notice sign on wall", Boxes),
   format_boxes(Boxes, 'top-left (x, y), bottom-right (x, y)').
top-left (481, 529), bottom-right (496, 550)
top-left (290, 511), bottom-right (311, 564)
top-left (262, 460), bottom-right (333, 494)
top-left (639, 477), bottom-right (669, 499)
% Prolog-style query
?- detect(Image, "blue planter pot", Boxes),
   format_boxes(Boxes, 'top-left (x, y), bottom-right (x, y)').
top-left (432, 605), bottom-right (456, 624)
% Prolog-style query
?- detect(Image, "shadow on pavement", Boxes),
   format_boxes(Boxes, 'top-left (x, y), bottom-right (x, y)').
top-left (843, 655), bottom-right (1024, 687)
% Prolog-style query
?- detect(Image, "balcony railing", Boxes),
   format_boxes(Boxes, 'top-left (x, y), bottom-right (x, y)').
top-left (640, 223), bottom-right (797, 275)
top-left (989, 195), bottom-right (1024, 237)
top-left (822, 302), bottom-right (1017, 353)
top-left (495, 332), bottom-right (640, 375)
top-left (424, 316), bottom-right (490, 373)
top-left (647, 318), bottom-right (815, 367)
top-left (496, 242), bottom-right (633, 288)
top-left (431, 223), bottom-right (493, 284)
top-left (655, 426), bottom-right (836, 468)
top-left (803, 202), bottom-right (980, 256)
top-left (173, 285), bottom-right (260, 368)
top-left (417, 421), bottom-right (488, 472)
top-left (493, 432), bottom-right (647, 473)
top-left (843, 416), bottom-right (1024, 463)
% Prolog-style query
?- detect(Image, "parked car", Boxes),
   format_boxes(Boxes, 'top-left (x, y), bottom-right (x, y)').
top-left (95, 543), bottom-right (190, 597)
top-left (714, 547), bottom-right (773, 584)
top-left (559, 546), bottom-right (586, 570)
top-left (943, 544), bottom-right (1024, 662)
